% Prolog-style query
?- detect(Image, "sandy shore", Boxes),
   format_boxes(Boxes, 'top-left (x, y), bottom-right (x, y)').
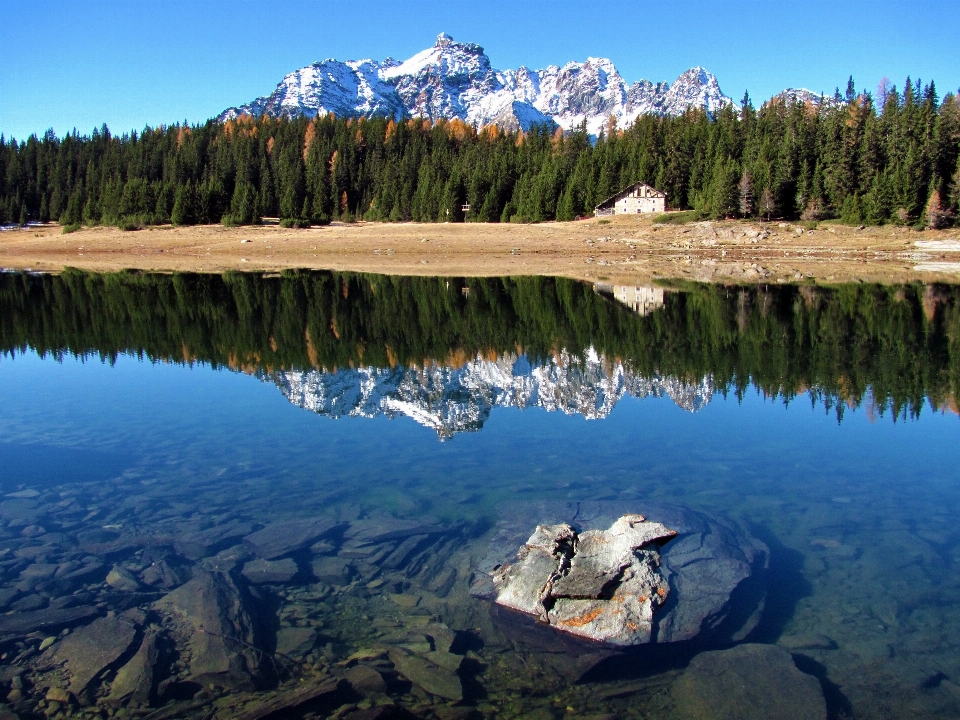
top-left (2, 215), bottom-right (960, 284)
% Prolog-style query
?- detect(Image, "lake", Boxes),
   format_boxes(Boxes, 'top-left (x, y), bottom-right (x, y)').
top-left (1, 270), bottom-right (959, 719)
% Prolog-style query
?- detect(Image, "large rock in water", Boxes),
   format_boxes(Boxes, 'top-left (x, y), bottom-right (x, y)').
top-left (672, 644), bottom-right (827, 720)
top-left (153, 571), bottom-right (262, 689)
top-left (52, 616), bottom-right (138, 694)
top-left (472, 501), bottom-right (768, 645)
top-left (490, 515), bottom-right (677, 645)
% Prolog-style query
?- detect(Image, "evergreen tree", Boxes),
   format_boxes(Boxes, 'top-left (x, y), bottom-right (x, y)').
top-left (738, 169), bottom-right (754, 217)
top-left (758, 187), bottom-right (775, 221)
top-left (171, 181), bottom-right (198, 225)
top-left (925, 189), bottom-right (951, 228)
top-left (710, 157), bottom-right (739, 219)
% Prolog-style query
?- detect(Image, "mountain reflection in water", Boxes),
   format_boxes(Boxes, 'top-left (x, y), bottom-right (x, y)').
top-left (2, 269), bottom-right (960, 719)
top-left (269, 349), bottom-right (711, 439)
top-left (1, 268), bottom-right (957, 422)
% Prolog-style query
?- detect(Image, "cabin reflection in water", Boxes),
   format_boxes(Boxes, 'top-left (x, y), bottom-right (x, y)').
top-left (594, 283), bottom-right (666, 316)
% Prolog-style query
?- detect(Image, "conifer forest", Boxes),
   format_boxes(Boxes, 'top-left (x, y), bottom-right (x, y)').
top-left (2, 78), bottom-right (958, 228)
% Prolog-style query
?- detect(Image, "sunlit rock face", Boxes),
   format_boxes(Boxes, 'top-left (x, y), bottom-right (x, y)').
top-left (489, 515), bottom-right (678, 646)
top-left (264, 348), bottom-right (713, 439)
top-left (220, 33), bottom-right (733, 135)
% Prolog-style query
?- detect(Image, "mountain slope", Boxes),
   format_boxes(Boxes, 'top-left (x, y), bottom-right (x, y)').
top-left (219, 33), bottom-right (734, 134)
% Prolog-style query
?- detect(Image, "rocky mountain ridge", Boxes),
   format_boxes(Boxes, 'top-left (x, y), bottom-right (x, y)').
top-left (220, 33), bottom-right (734, 135)
top-left (264, 348), bottom-right (713, 440)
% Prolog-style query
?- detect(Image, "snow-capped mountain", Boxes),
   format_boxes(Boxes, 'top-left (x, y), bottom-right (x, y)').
top-left (263, 347), bottom-right (713, 440)
top-left (769, 88), bottom-right (839, 108)
top-left (219, 33), bottom-right (733, 135)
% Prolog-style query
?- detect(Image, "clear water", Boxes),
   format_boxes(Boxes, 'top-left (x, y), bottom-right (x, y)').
top-left (1, 272), bottom-right (959, 719)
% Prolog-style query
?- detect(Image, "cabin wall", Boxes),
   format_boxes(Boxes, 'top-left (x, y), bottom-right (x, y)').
top-left (613, 196), bottom-right (666, 214)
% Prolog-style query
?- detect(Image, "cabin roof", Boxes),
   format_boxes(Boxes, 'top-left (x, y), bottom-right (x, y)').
top-left (594, 182), bottom-right (666, 209)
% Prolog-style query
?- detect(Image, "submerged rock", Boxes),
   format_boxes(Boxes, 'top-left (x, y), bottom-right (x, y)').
top-left (0, 605), bottom-right (100, 638)
top-left (275, 626), bottom-right (317, 659)
top-left (106, 565), bottom-right (142, 592)
top-left (388, 648), bottom-right (463, 701)
top-left (489, 515), bottom-right (676, 645)
top-left (52, 616), bottom-right (138, 694)
top-left (473, 501), bottom-right (767, 645)
top-left (243, 518), bottom-right (342, 559)
top-left (672, 644), bottom-right (826, 720)
top-left (107, 629), bottom-right (159, 705)
top-left (232, 676), bottom-right (345, 720)
top-left (242, 558), bottom-right (299, 584)
top-left (153, 571), bottom-right (261, 689)
top-left (345, 664), bottom-right (388, 695)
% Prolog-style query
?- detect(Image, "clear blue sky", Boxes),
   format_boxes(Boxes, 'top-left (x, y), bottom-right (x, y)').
top-left (2, 0), bottom-right (958, 141)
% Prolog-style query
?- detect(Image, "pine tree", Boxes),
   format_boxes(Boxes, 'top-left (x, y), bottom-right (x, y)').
top-left (171, 182), bottom-right (197, 226)
top-left (950, 162), bottom-right (960, 216)
top-left (925, 189), bottom-right (951, 229)
top-left (758, 188), bottom-right (775, 221)
top-left (738, 170), bottom-right (754, 217)
top-left (710, 157), bottom-right (739, 219)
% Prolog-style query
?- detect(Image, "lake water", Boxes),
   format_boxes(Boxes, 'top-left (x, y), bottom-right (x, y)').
top-left (1, 270), bottom-right (959, 719)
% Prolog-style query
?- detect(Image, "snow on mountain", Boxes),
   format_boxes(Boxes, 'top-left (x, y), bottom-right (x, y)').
top-left (219, 33), bottom-right (735, 134)
top-left (263, 348), bottom-right (713, 440)
top-left (770, 88), bottom-right (840, 108)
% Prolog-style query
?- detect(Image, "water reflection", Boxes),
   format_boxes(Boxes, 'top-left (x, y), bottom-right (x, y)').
top-left (1, 270), bottom-right (960, 719)
top-left (2, 269), bottom-right (958, 420)
top-left (268, 349), bottom-right (712, 439)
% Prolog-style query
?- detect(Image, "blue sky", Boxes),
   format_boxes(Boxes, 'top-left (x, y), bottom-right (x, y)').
top-left (2, 0), bottom-right (958, 141)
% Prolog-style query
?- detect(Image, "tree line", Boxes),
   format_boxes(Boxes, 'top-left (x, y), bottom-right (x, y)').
top-left (1, 76), bottom-right (958, 229)
top-left (1, 269), bottom-right (957, 421)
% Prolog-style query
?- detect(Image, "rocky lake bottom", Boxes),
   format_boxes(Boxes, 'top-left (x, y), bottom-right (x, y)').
top-left (0, 272), bottom-right (959, 719)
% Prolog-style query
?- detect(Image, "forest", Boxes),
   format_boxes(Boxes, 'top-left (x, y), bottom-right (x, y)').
top-left (1, 78), bottom-right (958, 229)
top-left (1, 270), bottom-right (957, 422)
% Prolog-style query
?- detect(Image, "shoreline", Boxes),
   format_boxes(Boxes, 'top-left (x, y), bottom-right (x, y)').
top-left (2, 216), bottom-right (959, 285)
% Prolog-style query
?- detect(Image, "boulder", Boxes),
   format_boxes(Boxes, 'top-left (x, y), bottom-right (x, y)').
top-left (232, 676), bottom-right (345, 720)
top-left (672, 644), bottom-right (826, 720)
top-left (242, 558), bottom-right (299, 584)
top-left (275, 626), bottom-right (317, 659)
top-left (243, 518), bottom-right (342, 560)
top-left (388, 648), bottom-right (463, 701)
top-left (107, 629), bottom-right (158, 705)
top-left (472, 501), bottom-right (767, 646)
top-left (0, 605), bottom-right (100, 639)
top-left (345, 664), bottom-right (388, 695)
top-left (174, 521), bottom-right (257, 560)
top-left (485, 516), bottom-right (676, 645)
top-left (153, 571), bottom-right (261, 689)
top-left (106, 566), bottom-right (142, 592)
top-left (52, 616), bottom-right (138, 694)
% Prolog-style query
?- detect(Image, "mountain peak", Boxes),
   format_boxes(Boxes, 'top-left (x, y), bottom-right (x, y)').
top-left (218, 35), bottom-right (734, 133)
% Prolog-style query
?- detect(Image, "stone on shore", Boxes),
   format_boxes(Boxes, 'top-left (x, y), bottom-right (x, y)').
top-left (672, 644), bottom-right (827, 720)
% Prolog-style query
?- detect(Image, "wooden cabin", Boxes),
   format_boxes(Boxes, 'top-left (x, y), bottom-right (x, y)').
top-left (595, 182), bottom-right (667, 216)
